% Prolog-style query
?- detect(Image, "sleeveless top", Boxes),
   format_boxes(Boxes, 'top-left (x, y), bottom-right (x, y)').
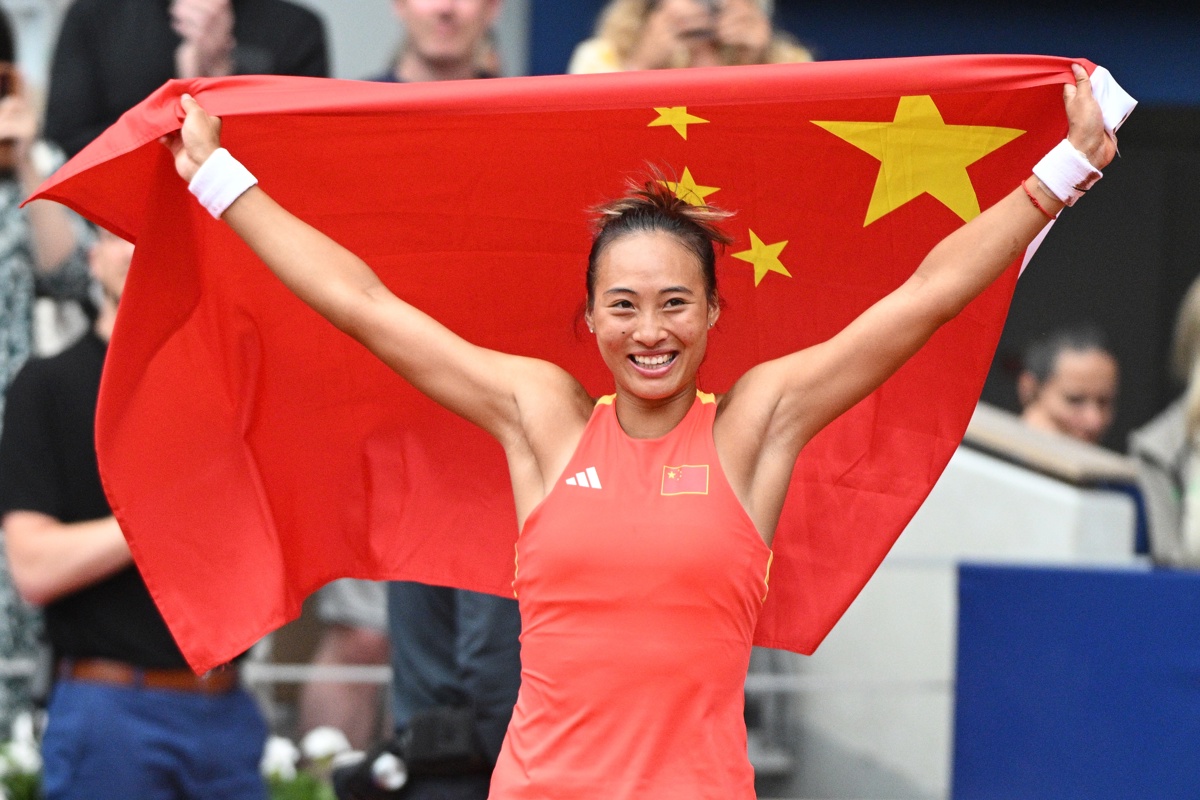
top-left (490, 391), bottom-right (773, 799)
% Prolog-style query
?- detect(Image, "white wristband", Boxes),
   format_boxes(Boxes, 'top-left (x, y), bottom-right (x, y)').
top-left (1031, 139), bottom-right (1102, 208)
top-left (188, 147), bottom-right (258, 219)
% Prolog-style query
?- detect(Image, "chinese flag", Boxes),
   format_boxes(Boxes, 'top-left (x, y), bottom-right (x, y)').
top-left (662, 465), bottom-right (710, 496)
top-left (32, 56), bottom-right (1134, 673)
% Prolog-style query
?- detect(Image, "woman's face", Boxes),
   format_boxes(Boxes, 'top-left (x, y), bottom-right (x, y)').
top-left (586, 230), bottom-right (718, 404)
top-left (1019, 348), bottom-right (1119, 445)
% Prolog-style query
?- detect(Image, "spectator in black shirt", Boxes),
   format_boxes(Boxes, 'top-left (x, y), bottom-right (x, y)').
top-left (44, 0), bottom-right (329, 157)
top-left (0, 229), bottom-right (270, 800)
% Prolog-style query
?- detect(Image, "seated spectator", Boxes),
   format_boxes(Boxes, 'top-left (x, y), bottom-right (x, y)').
top-left (1017, 324), bottom-right (1119, 446)
top-left (44, 0), bottom-right (328, 157)
top-left (1130, 276), bottom-right (1200, 566)
top-left (568, 0), bottom-right (813, 74)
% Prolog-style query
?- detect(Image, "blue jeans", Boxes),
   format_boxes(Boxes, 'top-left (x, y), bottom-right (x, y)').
top-left (387, 582), bottom-right (521, 764)
top-left (41, 678), bottom-right (267, 800)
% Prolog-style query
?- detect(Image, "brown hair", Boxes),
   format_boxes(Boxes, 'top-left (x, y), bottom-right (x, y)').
top-left (586, 169), bottom-right (733, 309)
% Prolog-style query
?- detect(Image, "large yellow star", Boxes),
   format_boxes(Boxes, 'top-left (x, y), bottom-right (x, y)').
top-left (813, 95), bottom-right (1024, 225)
top-left (659, 167), bottom-right (720, 206)
top-left (649, 106), bottom-right (709, 140)
top-left (732, 231), bottom-right (791, 287)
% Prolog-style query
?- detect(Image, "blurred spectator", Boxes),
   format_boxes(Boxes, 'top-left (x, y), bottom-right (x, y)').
top-left (372, 0), bottom-right (503, 81)
top-left (330, 4), bottom-right (521, 800)
top-left (1017, 324), bottom-right (1119, 446)
top-left (299, 0), bottom-right (508, 756)
top-left (298, 578), bottom-right (390, 750)
top-left (0, 8), bottom-right (92, 732)
top-left (567, 0), bottom-right (812, 74)
top-left (0, 229), bottom-right (268, 800)
top-left (1130, 275), bottom-right (1200, 566)
top-left (44, 0), bottom-right (328, 157)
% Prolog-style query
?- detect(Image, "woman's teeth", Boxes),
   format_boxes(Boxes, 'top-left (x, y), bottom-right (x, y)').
top-left (632, 353), bottom-right (674, 367)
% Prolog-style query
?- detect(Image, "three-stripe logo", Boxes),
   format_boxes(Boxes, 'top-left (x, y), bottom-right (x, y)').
top-left (565, 467), bottom-right (602, 489)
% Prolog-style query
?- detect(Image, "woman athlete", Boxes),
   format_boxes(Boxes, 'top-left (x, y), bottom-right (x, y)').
top-left (164, 64), bottom-right (1114, 799)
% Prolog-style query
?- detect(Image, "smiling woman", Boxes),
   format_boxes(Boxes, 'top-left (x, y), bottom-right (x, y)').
top-left (1018, 324), bottom-right (1119, 445)
top-left (158, 62), bottom-right (1116, 798)
top-left (582, 176), bottom-right (730, 431)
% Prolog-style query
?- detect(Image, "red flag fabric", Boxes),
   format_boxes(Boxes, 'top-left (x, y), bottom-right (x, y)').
top-left (31, 55), bottom-right (1133, 674)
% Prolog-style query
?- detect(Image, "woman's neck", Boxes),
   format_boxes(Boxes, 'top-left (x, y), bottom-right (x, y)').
top-left (613, 384), bottom-right (697, 439)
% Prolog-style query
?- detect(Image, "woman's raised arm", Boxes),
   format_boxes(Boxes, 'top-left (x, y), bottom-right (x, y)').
top-left (161, 95), bottom-right (588, 448)
top-left (719, 64), bottom-right (1117, 535)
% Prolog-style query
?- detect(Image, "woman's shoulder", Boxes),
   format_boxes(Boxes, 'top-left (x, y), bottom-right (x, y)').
top-left (515, 356), bottom-right (595, 421)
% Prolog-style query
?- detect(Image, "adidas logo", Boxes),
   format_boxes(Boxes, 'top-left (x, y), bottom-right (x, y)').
top-left (565, 467), bottom-right (602, 489)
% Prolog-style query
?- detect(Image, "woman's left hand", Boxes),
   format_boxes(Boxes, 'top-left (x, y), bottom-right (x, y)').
top-left (1064, 63), bottom-right (1117, 170)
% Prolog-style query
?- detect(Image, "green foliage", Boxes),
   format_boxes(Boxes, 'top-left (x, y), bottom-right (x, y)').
top-left (268, 771), bottom-right (337, 800)
top-left (0, 770), bottom-right (41, 800)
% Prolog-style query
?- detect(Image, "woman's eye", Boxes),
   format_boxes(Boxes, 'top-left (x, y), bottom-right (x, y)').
top-left (665, 298), bottom-right (686, 308)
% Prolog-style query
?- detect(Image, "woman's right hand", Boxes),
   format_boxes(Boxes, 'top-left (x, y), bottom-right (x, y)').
top-left (159, 93), bottom-right (223, 182)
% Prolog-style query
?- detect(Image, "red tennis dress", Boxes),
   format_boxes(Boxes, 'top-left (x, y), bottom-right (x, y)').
top-left (490, 391), bottom-right (773, 799)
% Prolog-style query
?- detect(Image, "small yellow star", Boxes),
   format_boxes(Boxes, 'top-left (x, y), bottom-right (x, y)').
top-left (659, 167), bottom-right (720, 206)
top-left (667, 469), bottom-right (679, 480)
top-left (648, 106), bottom-right (709, 140)
top-left (813, 95), bottom-right (1025, 225)
top-left (732, 231), bottom-right (791, 287)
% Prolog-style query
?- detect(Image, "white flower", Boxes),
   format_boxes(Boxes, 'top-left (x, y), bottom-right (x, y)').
top-left (371, 750), bottom-right (407, 791)
top-left (332, 749), bottom-right (366, 770)
top-left (2, 740), bottom-right (40, 774)
top-left (300, 726), bottom-right (352, 761)
top-left (259, 735), bottom-right (300, 780)
top-left (9, 711), bottom-right (37, 746)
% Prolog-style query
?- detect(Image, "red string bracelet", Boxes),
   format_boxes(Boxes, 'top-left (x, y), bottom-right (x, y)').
top-left (1022, 180), bottom-right (1057, 221)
